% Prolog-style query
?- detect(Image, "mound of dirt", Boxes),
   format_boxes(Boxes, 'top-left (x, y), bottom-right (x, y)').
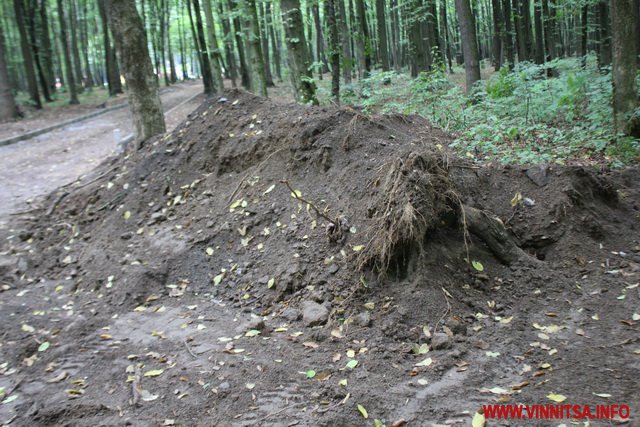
top-left (2, 90), bottom-right (639, 426)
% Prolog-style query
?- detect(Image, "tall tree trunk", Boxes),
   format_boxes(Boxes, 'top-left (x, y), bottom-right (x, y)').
top-left (189, 0), bottom-right (216, 95)
top-left (580, 4), bottom-right (588, 66)
top-left (57, 0), bottom-right (79, 104)
top-left (98, 0), bottom-right (123, 95)
top-left (79, 0), bottom-right (95, 87)
top-left (611, 0), bottom-right (640, 136)
top-left (39, 0), bottom-right (56, 93)
top-left (69, 0), bottom-right (85, 90)
top-left (106, 0), bottom-right (165, 143)
top-left (267, 2), bottom-right (282, 81)
top-left (376, 0), bottom-right (390, 70)
top-left (597, 0), bottom-right (611, 67)
top-left (178, 6), bottom-right (189, 78)
top-left (166, 1), bottom-right (178, 83)
top-left (339, 0), bottom-right (353, 83)
top-left (455, 0), bottom-right (481, 91)
top-left (259, 2), bottom-right (275, 86)
top-left (502, 0), bottom-right (515, 67)
top-left (492, 0), bottom-right (503, 69)
top-left (326, 0), bottom-right (340, 101)
top-left (312, 1), bottom-right (329, 77)
top-left (533, 0), bottom-right (545, 63)
top-left (542, 0), bottom-right (556, 61)
top-left (158, 0), bottom-right (170, 86)
top-left (0, 21), bottom-right (18, 120)
top-left (24, 1), bottom-right (53, 102)
top-left (520, 0), bottom-right (534, 60)
top-left (243, 0), bottom-right (267, 96)
top-left (355, 0), bottom-right (372, 76)
top-left (281, 0), bottom-right (318, 104)
top-left (202, 0), bottom-right (224, 92)
top-left (441, 0), bottom-right (454, 71)
top-left (219, 0), bottom-right (238, 87)
top-left (14, 0), bottom-right (42, 108)
top-left (229, 0), bottom-right (251, 89)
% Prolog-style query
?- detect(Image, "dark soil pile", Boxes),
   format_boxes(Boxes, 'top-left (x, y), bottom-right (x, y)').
top-left (1, 90), bottom-right (639, 426)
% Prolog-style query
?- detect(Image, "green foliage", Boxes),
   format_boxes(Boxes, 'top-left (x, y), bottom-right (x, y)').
top-left (353, 58), bottom-right (638, 167)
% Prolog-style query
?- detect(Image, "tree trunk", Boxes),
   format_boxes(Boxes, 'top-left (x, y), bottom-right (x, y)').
top-left (259, 2), bottom-right (275, 86)
top-left (0, 21), bottom-right (18, 120)
top-left (243, 0), bottom-right (267, 96)
top-left (69, 0), bottom-right (85, 90)
top-left (455, 0), bottom-right (481, 91)
top-left (166, 1), bottom-right (178, 83)
top-left (339, 0), bottom-right (353, 83)
top-left (106, 0), bottom-right (166, 143)
top-left (520, 0), bottom-right (534, 60)
top-left (611, 0), bottom-right (640, 136)
top-left (313, 1), bottom-right (329, 77)
top-left (202, 0), bottom-right (224, 92)
top-left (281, 0), bottom-right (318, 104)
top-left (376, 0), bottom-right (390, 70)
top-left (502, 0), bottom-right (515, 67)
top-left (542, 0), bottom-right (557, 61)
top-left (267, 2), bottom-right (282, 81)
top-left (39, 0), bottom-right (56, 93)
top-left (98, 0), bottom-right (123, 95)
top-left (580, 4), bottom-right (588, 66)
top-left (14, 0), bottom-right (42, 108)
top-left (441, 0), bottom-right (454, 71)
top-left (326, 0), bottom-right (340, 102)
top-left (219, 0), bottom-right (238, 87)
top-left (533, 0), bottom-right (545, 63)
top-left (229, 0), bottom-right (251, 89)
top-left (492, 0), bottom-right (503, 69)
top-left (24, 0), bottom-right (53, 102)
top-left (79, 0), bottom-right (95, 87)
top-left (597, 0), bottom-right (611, 67)
top-left (355, 0), bottom-right (372, 77)
top-left (190, 0), bottom-right (216, 95)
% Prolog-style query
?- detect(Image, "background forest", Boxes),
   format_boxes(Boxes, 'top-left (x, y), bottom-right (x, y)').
top-left (1, 0), bottom-right (639, 165)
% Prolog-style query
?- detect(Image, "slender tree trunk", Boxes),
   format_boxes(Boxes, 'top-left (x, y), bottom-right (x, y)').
top-left (69, 0), bottom-right (85, 90)
top-left (326, 0), bottom-right (340, 101)
top-left (39, 0), bottom-right (56, 93)
top-left (229, 0), bottom-right (251, 88)
top-left (533, 0), bottom-right (545, 63)
top-left (190, 0), bottom-right (216, 95)
top-left (611, 0), bottom-right (640, 136)
top-left (597, 0), bottom-right (611, 67)
top-left (24, 1), bottom-right (53, 102)
top-left (243, 0), bottom-right (267, 96)
top-left (98, 0), bottom-right (123, 95)
top-left (355, 0), bottom-right (372, 76)
top-left (455, 0), bottom-right (481, 91)
top-left (502, 0), bottom-right (515, 67)
top-left (339, 0), bottom-right (353, 83)
top-left (166, 1), bottom-right (178, 83)
top-left (375, 0), bottom-right (390, 70)
top-left (441, 0), bottom-right (454, 71)
top-left (492, 0), bottom-right (503, 69)
top-left (267, 2), bottom-right (282, 81)
top-left (542, 0), bottom-right (556, 60)
top-left (313, 1), bottom-right (329, 76)
top-left (57, 0), bottom-right (79, 104)
top-left (178, 7), bottom-right (189, 78)
top-left (14, 0), bottom-right (42, 108)
top-left (219, 0), bottom-right (238, 87)
top-left (202, 0), bottom-right (224, 92)
top-left (106, 0), bottom-right (165, 143)
top-left (281, 0), bottom-right (318, 104)
top-left (0, 21), bottom-right (18, 120)
top-left (580, 4), bottom-right (588, 66)
top-left (79, 0), bottom-right (95, 87)
top-left (259, 2), bottom-right (275, 86)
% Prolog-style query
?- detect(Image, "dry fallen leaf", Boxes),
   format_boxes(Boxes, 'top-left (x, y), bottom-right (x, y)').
top-left (547, 393), bottom-right (567, 402)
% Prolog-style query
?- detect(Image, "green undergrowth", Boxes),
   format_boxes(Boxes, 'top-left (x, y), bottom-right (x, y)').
top-left (341, 57), bottom-right (640, 167)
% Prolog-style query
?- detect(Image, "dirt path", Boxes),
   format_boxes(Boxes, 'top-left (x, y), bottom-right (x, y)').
top-left (0, 81), bottom-right (204, 227)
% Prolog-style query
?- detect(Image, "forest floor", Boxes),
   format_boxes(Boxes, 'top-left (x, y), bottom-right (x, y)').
top-left (1, 87), bottom-right (639, 427)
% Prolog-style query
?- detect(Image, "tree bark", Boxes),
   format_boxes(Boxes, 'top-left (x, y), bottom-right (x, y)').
top-left (611, 0), bottom-right (640, 136)
top-left (455, 0), bottom-right (481, 92)
top-left (502, 0), bottom-right (515, 67)
top-left (202, 0), bottom-right (225, 92)
top-left (281, 0), bottom-right (318, 104)
top-left (580, 4), bottom-right (588, 66)
top-left (259, 2), bottom-right (275, 86)
top-left (69, 0), bottom-right (85, 90)
top-left (39, 0), bottom-right (56, 93)
top-left (339, 0), bottom-right (353, 83)
top-left (14, 0), bottom-right (42, 108)
top-left (267, 2), bottom-right (282, 81)
top-left (24, 0), bottom-right (53, 102)
top-left (376, 0), bottom-right (390, 70)
top-left (533, 0), bottom-right (545, 63)
top-left (228, 0), bottom-right (251, 89)
top-left (354, 0), bottom-right (372, 77)
top-left (243, 0), bottom-right (268, 96)
top-left (597, 0), bottom-right (611, 67)
top-left (189, 0), bottom-right (216, 95)
top-left (492, 0), bottom-right (503, 69)
top-left (106, 0), bottom-right (166, 143)
top-left (57, 0), bottom-right (79, 104)
top-left (218, 0), bottom-right (238, 87)
top-left (326, 0), bottom-right (340, 102)
top-left (312, 1), bottom-right (329, 76)
top-left (98, 0), bottom-right (123, 95)
top-left (0, 21), bottom-right (18, 120)
top-left (542, 0), bottom-right (557, 61)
